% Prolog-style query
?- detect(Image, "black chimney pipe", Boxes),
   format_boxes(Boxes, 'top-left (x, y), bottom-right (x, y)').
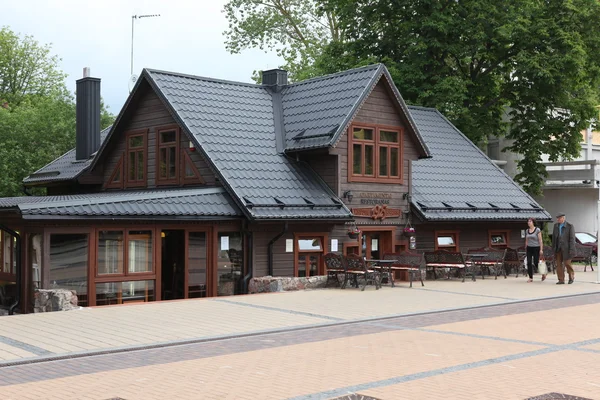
top-left (75, 67), bottom-right (101, 161)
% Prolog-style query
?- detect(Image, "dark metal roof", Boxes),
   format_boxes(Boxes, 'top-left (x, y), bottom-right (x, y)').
top-left (281, 64), bottom-right (430, 156)
top-left (0, 187), bottom-right (241, 219)
top-left (408, 106), bottom-right (551, 221)
top-left (145, 69), bottom-right (352, 221)
top-left (23, 126), bottom-right (111, 184)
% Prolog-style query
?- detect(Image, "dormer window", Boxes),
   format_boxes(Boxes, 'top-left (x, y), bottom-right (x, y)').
top-left (126, 130), bottom-right (147, 187)
top-left (157, 126), bottom-right (179, 185)
top-left (349, 124), bottom-right (403, 183)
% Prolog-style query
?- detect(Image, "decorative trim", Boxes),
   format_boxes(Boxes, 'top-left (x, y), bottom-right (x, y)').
top-left (351, 205), bottom-right (402, 220)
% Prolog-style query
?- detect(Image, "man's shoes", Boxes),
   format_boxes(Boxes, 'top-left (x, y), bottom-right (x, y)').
top-left (556, 281), bottom-right (565, 285)
top-left (568, 278), bottom-right (574, 284)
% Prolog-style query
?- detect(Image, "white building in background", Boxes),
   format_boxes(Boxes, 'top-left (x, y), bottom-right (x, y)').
top-left (486, 109), bottom-right (600, 237)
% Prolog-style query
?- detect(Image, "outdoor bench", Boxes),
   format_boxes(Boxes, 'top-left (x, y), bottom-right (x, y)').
top-left (382, 251), bottom-right (424, 287)
top-left (423, 250), bottom-right (469, 282)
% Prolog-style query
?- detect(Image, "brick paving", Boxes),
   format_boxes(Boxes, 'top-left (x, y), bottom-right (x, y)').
top-left (0, 274), bottom-right (598, 399)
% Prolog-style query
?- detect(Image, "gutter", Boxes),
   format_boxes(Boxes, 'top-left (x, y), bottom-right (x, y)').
top-left (0, 224), bottom-right (21, 315)
top-left (267, 223), bottom-right (288, 276)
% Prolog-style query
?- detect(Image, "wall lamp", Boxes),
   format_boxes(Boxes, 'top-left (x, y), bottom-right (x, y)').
top-left (343, 190), bottom-right (353, 203)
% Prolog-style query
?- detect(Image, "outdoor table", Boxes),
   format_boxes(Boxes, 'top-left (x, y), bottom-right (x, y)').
top-left (366, 259), bottom-right (396, 287)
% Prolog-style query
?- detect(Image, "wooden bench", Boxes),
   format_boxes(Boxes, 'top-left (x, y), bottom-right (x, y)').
top-left (382, 252), bottom-right (424, 288)
top-left (324, 253), bottom-right (345, 287)
top-left (466, 248), bottom-right (507, 279)
top-left (423, 250), bottom-right (469, 282)
top-left (343, 254), bottom-right (381, 291)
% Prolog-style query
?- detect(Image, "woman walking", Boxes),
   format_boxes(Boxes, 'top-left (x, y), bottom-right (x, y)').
top-left (525, 218), bottom-right (545, 282)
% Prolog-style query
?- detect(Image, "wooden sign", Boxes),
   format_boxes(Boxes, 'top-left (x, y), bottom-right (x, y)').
top-left (351, 205), bottom-right (402, 220)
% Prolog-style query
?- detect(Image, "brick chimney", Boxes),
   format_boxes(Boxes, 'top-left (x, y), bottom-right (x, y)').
top-left (75, 67), bottom-right (101, 161)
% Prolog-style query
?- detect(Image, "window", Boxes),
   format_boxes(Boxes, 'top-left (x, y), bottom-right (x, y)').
top-left (157, 127), bottom-right (179, 184)
top-left (126, 130), bottom-right (147, 187)
top-left (0, 230), bottom-right (16, 276)
top-left (349, 125), bottom-right (403, 183)
top-left (105, 156), bottom-right (124, 189)
top-left (217, 232), bottom-right (244, 296)
top-left (49, 233), bottom-right (89, 306)
top-left (96, 280), bottom-right (154, 305)
top-left (97, 230), bottom-right (153, 276)
top-left (182, 151), bottom-right (204, 184)
top-left (294, 235), bottom-right (327, 277)
top-left (435, 231), bottom-right (459, 252)
top-left (489, 230), bottom-right (509, 248)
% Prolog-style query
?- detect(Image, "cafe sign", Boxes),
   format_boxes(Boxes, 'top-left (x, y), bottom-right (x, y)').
top-left (358, 192), bottom-right (392, 205)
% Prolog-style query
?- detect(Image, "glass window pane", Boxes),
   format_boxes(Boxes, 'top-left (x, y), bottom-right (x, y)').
top-left (128, 231), bottom-right (152, 273)
top-left (353, 144), bottom-right (362, 174)
top-left (168, 147), bottom-right (177, 179)
top-left (111, 165), bottom-right (121, 183)
top-left (353, 128), bottom-right (373, 141)
top-left (49, 234), bottom-right (88, 306)
top-left (128, 152), bottom-right (136, 181)
top-left (160, 130), bottom-right (176, 144)
top-left (491, 234), bottom-right (506, 245)
top-left (309, 255), bottom-right (318, 277)
top-left (298, 239), bottom-right (322, 251)
top-left (98, 231), bottom-right (123, 275)
top-left (298, 255), bottom-right (307, 277)
top-left (188, 232), bottom-right (207, 298)
top-left (129, 136), bottom-right (143, 148)
top-left (217, 232), bottom-right (243, 296)
top-left (137, 151), bottom-right (144, 181)
top-left (390, 148), bottom-right (399, 177)
top-left (365, 145), bottom-right (373, 175)
top-left (95, 280), bottom-right (154, 306)
top-left (380, 130), bottom-right (398, 143)
top-left (379, 146), bottom-right (388, 176)
top-left (185, 159), bottom-right (196, 178)
top-left (437, 236), bottom-right (455, 246)
top-left (159, 148), bottom-right (167, 179)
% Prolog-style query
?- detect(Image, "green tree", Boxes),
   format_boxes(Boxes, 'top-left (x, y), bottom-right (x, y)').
top-left (0, 27), bottom-right (115, 197)
top-left (0, 26), bottom-right (68, 106)
top-left (317, 0), bottom-right (600, 194)
top-left (222, 0), bottom-right (343, 80)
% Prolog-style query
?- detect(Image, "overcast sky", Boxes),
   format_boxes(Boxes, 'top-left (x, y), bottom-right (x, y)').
top-left (4, 0), bottom-right (284, 113)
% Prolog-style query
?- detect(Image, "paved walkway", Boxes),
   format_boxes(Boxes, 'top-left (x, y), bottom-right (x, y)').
top-left (0, 270), bottom-right (599, 399)
top-left (0, 270), bottom-right (599, 365)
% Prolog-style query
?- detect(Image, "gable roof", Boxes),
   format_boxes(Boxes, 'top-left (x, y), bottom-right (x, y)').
top-left (281, 64), bottom-right (430, 156)
top-left (23, 126), bottom-right (111, 185)
top-left (408, 106), bottom-right (551, 221)
top-left (142, 69), bottom-right (351, 221)
top-left (0, 187), bottom-right (241, 220)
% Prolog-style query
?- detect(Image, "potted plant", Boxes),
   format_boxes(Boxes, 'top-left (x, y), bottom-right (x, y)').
top-left (403, 227), bottom-right (416, 238)
top-left (347, 227), bottom-right (361, 239)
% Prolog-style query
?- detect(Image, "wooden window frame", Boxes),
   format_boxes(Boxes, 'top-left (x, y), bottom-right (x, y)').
top-left (95, 229), bottom-right (155, 280)
top-left (0, 230), bottom-right (16, 281)
top-left (156, 125), bottom-right (180, 186)
top-left (489, 230), bottom-right (510, 248)
top-left (293, 233), bottom-right (328, 277)
top-left (435, 230), bottom-right (460, 252)
top-left (181, 151), bottom-right (204, 185)
top-left (348, 123), bottom-right (404, 184)
top-left (125, 129), bottom-right (148, 188)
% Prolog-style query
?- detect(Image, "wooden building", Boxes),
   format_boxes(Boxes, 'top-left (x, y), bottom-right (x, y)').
top-left (0, 64), bottom-right (550, 314)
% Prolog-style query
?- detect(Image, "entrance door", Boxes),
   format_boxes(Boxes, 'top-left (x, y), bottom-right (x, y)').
top-left (187, 230), bottom-right (208, 298)
top-left (362, 230), bottom-right (394, 259)
top-left (161, 230), bottom-right (185, 300)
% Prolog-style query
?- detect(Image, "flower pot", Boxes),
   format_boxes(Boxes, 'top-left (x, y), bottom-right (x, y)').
top-left (402, 231), bottom-right (415, 238)
top-left (348, 232), bottom-right (359, 240)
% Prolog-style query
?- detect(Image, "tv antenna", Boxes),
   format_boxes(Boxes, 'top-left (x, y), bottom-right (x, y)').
top-left (130, 14), bottom-right (161, 92)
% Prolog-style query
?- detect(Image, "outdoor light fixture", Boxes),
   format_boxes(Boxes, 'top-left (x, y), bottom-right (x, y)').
top-left (189, 140), bottom-right (196, 152)
top-left (343, 190), bottom-right (353, 203)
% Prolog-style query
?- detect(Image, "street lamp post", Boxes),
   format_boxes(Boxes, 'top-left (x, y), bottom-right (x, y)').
top-left (131, 14), bottom-right (161, 76)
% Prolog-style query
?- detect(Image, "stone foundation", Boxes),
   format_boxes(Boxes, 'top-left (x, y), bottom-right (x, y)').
top-left (249, 275), bottom-right (328, 294)
top-left (34, 289), bottom-right (80, 313)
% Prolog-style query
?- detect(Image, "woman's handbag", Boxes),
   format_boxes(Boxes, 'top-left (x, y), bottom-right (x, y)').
top-left (538, 259), bottom-right (548, 275)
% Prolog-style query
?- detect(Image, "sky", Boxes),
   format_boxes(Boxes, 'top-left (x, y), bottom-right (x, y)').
top-left (4, 0), bottom-right (284, 114)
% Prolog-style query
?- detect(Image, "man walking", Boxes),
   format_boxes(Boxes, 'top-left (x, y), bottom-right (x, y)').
top-left (552, 212), bottom-right (576, 284)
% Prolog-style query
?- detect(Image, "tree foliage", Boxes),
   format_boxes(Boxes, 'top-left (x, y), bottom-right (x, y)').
top-left (0, 27), bottom-right (114, 197)
top-left (222, 0), bottom-right (343, 80)
top-left (317, 0), bottom-right (600, 194)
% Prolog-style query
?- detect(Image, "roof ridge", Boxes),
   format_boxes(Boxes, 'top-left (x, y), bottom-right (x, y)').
top-left (287, 63), bottom-right (382, 88)
top-left (145, 68), bottom-right (261, 89)
top-left (18, 187), bottom-right (227, 211)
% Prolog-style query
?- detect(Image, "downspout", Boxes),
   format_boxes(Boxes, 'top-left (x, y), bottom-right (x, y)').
top-left (0, 224), bottom-right (22, 315)
top-left (268, 223), bottom-right (288, 276)
top-left (240, 220), bottom-right (254, 294)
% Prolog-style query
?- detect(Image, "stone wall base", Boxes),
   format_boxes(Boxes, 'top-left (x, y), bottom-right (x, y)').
top-left (34, 289), bottom-right (80, 313)
top-left (249, 275), bottom-right (328, 294)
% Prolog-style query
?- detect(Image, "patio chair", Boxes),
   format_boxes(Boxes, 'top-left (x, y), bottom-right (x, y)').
top-left (343, 254), bottom-right (381, 291)
top-left (324, 252), bottom-right (345, 287)
top-left (573, 243), bottom-right (594, 272)
top-left (542, 247), bottom-right (556, 274)
top-left (503, 248), bottom-right (521, 277)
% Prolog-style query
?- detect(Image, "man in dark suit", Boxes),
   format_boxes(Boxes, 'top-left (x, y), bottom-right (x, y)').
top-left (552, 212), bottom-right (576, 284)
